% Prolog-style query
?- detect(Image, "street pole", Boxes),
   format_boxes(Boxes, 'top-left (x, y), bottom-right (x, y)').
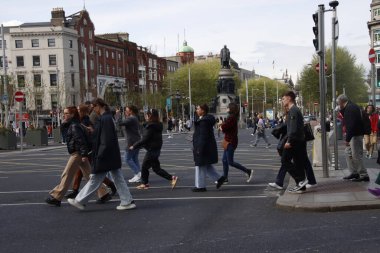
top-left (19, 102), bottom-right (23, 152)
top-left (317, 4), bottom-right (329, 178)
top-left (331, 1), bottom-right (339, 170)
top-left (276, 82), bottom-right (279, 118)
top-left (56, 67), bottom-right (61, 127)
top-left (1, 24), bottom-right (9, 128)
top-left (188, 66), bottom-right (192, 122)
top-left (263, 81), bottom-right (267, 117)
top-left (239, 93), bottom-right (243, 128)
top-left (245, 79), bottom-right (249, 126)
top-left (371, 33), bottom-right (376, 106)
top-left (251, 87), bottom-right (254, 115)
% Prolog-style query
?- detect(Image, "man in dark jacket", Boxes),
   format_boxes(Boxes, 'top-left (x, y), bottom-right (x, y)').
top-left (281, 91), bottom-right (308, 193)
top-left (337, 94), bottom-right (368, 181)
top-left (68, 98), bottom-right (136, 211)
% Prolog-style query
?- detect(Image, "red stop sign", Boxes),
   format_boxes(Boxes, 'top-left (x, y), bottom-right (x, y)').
top-left (14, 91), bottom-right (24, 102)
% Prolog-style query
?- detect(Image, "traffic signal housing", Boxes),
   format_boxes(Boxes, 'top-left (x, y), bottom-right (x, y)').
top-left (377, 68), bottom-right (380, 88)
top-left (312, 12), bottom-right (319, 51)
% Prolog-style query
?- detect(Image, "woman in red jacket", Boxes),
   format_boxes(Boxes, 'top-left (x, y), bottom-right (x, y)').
top-left (219, 103), bottom-right (254, 184)
top-left (364, 105), bottom-right (379, 159)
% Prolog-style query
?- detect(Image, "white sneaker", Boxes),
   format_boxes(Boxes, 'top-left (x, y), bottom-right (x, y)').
top-left (306, 183), bottom-right (317, 189)
top-left (369, 155), bottom-right (372, 159)
top-left (116, 201), bottom-right (136, 211)
top-left (128, 173), bottom-right (141, 183)
top-left (268, 182), bottom-right (283, 190)
top-left (67, 198), bottom-right (85, 210)
top-left (246, 169), bottom-right (254, 183)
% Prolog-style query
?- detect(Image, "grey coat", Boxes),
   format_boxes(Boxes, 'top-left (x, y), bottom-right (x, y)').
top-left (119, 115), bottom-right (141, 148)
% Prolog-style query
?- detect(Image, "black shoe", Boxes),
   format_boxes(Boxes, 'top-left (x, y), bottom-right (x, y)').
top-left (96, 193), bottom-right (112, 204)
top-left (45, 196), bottom-right (61, 206)
top-left (351, 175), bottom-right (370, 182)
top-left (216, 176), bottom-right (227, 189)
top-left (65, 190), bottom-right (79, 199)
top-left (191, 187), bottom-right (207, 192)
top-left (343, 173), bottom-right (359, 180)
top-left (109, 184), bottom-right (117, 196)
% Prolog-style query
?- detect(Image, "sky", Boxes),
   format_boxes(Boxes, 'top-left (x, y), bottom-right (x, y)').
top-left (0, 0), bottom-right (372, 83)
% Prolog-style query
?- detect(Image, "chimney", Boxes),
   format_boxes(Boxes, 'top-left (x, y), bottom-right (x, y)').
top-left (51, 7), bottom-right (65, 26)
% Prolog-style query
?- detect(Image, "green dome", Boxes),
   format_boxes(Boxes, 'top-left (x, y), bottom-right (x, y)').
top-left (179, 41), bottom-right (194, 53)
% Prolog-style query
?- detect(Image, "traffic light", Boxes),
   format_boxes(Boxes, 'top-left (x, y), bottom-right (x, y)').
top-left (312, 12), bottom-right (319, 51)
top-left (377, 68), bottom-right (380, 88)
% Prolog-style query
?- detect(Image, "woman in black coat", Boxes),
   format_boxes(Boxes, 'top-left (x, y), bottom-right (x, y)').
top-left (68, 98), bottom-right (136, 211)
top-left (130, 109), bottom-right (178, 190)
top-left (192, 104), bottom-right (225, 192)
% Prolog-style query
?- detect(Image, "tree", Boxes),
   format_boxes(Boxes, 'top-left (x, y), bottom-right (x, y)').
top-left (298, 46), bottom-right (367, 109)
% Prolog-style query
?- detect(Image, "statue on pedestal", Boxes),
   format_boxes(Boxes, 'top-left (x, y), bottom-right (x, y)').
top-left (220, 45), bottom-right (230, 69)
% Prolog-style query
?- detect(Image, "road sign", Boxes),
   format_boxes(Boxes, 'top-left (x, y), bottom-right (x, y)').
top-left (315, 63), bottom-right (328, 73)
top-left (244, 101), bottom-right (248, 107)
top-left (1, 94), bottom-right (8, 104)
top-left (314, 102), bottom-right (319, 105)
top-left (14, 91), bottom-right (24, 102)
top-left (369, 48), bottom-right (376, 64)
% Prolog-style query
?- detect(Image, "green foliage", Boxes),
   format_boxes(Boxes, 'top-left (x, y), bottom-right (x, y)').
top-left (298, 46), bottom-right (368, 106)
top-left (163, 60), bottom-right (221, 106)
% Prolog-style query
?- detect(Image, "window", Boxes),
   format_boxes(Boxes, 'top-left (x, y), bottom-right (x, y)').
top-left (89, 30), bottom-right (93, 39)
top-left (16, 56), bottom-right (24, 67)
top-left (0, 40), bottom-right (6, 49)
top-left (375, 30), bottom-right (380, 42)
top-left (132, 64), bottom-right (135, 74)
top-left (17, 75), bottom-right (25, 87)
top-left (50, 74), bottom-right (57, 86)
top-left (34, 74), bottom-right (41, 87)
top-left (15, 40), bottom-right (23, 48)
top-left (112, 66), bottom-right (115, 75)
top-left (71, 73), bottom-right (75, 88)
top-left (98, 49), bottom-right (102, 57)
top-left (89, 46), bottom-right (93, 54)
top-left (49, 55), bottom-right (56, 66)
top-left (90, 59), bottom-right (94, 70)
top-left (35, 95), bottom-right (43, 111)
top-left (106, 64), bottom-right (110, 75)
top-left (33, 56), bottom-right (40, 67)
top-left (51, 94), bottom-right (58, 109)
top-left (375, 8), bottom-right (380, 17)
top-left (0, 56), bottom-right (2, 68)
top-left (118, 67), bottom-right (122, 77)
top-left (80, 27), bottom-right (84, 37)
top-left (118, 53), bottom-right (121, 61)
top-left (111, 52), bottom-right (115, 59)
top-left (106, 50), bottom-right (109, 58)
top-left (99, 64), bottom-right (103, 74)
top-left (69, 40), bottom-right (73, 48)
top-left (126, 63), bottom-right (129, 73)
top-left (70, 55), bottom-right (74, 67)
top-left (31, 39), bottom-right (39, 47)
top-left (48, 38), bottom-right (55, 47)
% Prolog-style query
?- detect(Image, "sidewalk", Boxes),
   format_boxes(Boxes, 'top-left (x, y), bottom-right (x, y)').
top-left (276, 168), bottom-right (380, 212)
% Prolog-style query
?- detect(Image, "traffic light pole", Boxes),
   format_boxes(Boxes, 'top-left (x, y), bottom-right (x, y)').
top-left (317, 4), bottom-right (329, 178)
top-left (331, 2), bottom-right (339, 171)
top-left (371, 29), bottom-right (376, 106)
top-left (1, 24), bottom-right (9, 129)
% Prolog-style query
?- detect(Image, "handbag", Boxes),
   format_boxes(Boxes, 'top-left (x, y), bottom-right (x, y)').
top-left (304, 123), bottom-right (315, 142)
top-left (222, 139), bottom-right (230, 150)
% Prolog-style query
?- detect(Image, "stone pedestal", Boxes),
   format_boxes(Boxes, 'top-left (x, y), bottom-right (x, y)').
top-left (211, 68), bottom-right (238, 119)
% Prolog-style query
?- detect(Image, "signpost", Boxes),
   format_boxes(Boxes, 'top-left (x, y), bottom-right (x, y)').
top-left (369, 48), bottom-right (376, 106)
top-left (315, 63), bottom-right (328, 73)
top-left (369, 48), bottom-right (376, 64)
top-left (14, 91), bottom-right (24, 151)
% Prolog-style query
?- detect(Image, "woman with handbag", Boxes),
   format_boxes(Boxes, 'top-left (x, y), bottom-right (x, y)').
top-left (192, 104), bottom-right (225, 192)
top-left (220, 103), bottom-right (253, 184)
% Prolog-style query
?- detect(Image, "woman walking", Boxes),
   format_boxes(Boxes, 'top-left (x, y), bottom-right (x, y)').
top-left (130, 109), bottom-right (178, 190)
top-left (67, 98), bottom-right (136, 211)
top-left (250, 113), bottom-right (271, 148)
top-left (45, 106), bottom-right (110, 206)
top-left (363, 105), bottom-right (378, 159)
top-left (119, 105), bottom-right (142, 183)
top-left (220, 103), bottom-right (254, 184)
top-left (192, 104), bottom-right (225, 192)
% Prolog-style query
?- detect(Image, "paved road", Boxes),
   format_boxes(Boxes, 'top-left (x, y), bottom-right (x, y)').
top-left (1, 130), bottom-right (380, 253)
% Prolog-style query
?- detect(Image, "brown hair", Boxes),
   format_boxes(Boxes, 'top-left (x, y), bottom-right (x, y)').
top-left (92, 97), bottom-right (110, 111)
top-left (78, 104), bottom-right (90, 121)
top-left (147, 109), bottom-right (160, 122)
top-left (127, 105), bottom-right (138, 115)
top-left (66, 106), bottom-right (80, 121)
top-left (228, 102), bottom-right (239, 117)
top-left (282, 90), bottom-right (296, 101)
top-left (199, 104), bottom-right (209, 114)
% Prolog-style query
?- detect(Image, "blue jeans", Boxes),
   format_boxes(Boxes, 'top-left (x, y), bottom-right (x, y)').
top-left (223, 144), bottom-right (249, 178)
top-left (195, 165), bottom-right (221, 188)
top-left (75, 169), bottom-right (134, 206)
top-left (125, 148), bottom-right (141, 174)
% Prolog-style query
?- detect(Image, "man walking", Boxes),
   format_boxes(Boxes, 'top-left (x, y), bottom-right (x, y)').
top-left (337, 94), bottom-right (369, 182)
top-left (281, 91), bottom-right (308, 193)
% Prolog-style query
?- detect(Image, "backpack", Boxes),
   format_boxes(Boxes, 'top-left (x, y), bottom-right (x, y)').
top-left (362, 110), bottom-right (371, 135)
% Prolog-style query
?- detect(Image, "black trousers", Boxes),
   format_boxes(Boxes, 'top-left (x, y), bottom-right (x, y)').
top-left (281, 141), bottom-right (307, 184)
top-left (141, 150), bottom-right (172, 184)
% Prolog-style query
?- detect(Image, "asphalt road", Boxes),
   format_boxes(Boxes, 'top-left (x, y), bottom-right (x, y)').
top-left (1, 130), bottom-right (380, 253)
